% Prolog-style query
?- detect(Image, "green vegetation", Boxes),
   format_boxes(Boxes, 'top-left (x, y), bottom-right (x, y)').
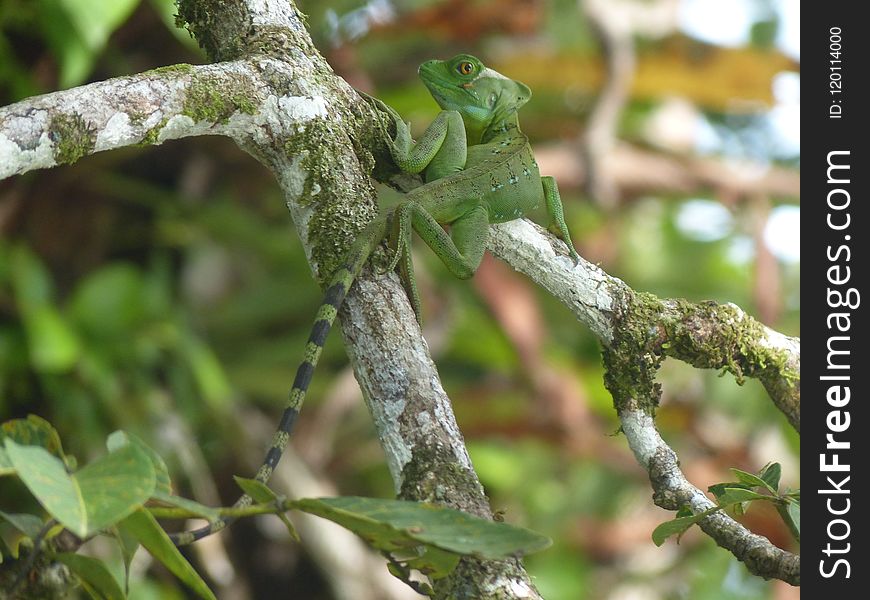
top-left (1, 416), bottom-right (549, 598)
top-left (1, 0), bottom-right (799, 598)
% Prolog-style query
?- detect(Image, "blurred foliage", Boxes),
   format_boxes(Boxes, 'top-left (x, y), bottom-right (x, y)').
top-left (1, 0), bottom-right (798, 599)
top-left (2, 418), bottom-right (547, 598)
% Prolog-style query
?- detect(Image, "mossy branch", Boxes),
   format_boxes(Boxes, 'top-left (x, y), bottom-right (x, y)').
top-left (1, 61), bottom-right (282, 180)
top-left (488, 219), bottom-right (800, 584)
top-left (488, 219), bottom-right (799, 430)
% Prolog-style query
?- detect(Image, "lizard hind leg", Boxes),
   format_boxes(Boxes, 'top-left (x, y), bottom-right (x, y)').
top-left (398, 238), bottom-right (423, 324)
top-left (385, 202), bottom-right (412, 273)
top-left (387, 201), bottom-right (489, 324)
top-left (383, 203), bottom-right (423, 321)
top-left (542, 176), bottom-right (580, 263)
top-left (413, 201), bottom-right (489, 280)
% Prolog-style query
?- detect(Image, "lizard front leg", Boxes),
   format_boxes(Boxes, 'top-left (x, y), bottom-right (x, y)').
top-left (392, 110), bottom-right (468, 180)
top-left (361, 93), bottom-right (467, 178)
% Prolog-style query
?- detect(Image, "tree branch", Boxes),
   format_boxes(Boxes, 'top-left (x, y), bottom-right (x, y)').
top-left (621, 409), bottom-right (800, 584)
top-left (582, 0), bottom-right (637, 207)
top-left (0, 60), bottom-right (328, 181)
top-left (535, 141), bottom-right (800, 202)
top-left (341, 272), bottom-right (543, 598)
top-left (488, 219), bottom-right (799, 431)
top-left (489, 219), bottom-right (800, 583)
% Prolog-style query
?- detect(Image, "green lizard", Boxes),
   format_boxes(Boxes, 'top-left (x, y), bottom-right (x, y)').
top-left (172, 54), bottom-right (578, 544)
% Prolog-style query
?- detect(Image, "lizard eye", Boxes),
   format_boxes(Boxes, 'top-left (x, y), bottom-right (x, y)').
top-left (457, 61), bottom-right (475, 75)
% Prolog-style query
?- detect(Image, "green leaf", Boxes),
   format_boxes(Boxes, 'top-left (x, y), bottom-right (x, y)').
top-left (759, 462), bottom-right (782, 491)
top-left (0, 534), bottom-right (12, 563)
top-left (0, 510), bottom-right (47, 560)
top-left (708, 481), bottom-right (749, 499)
top-left (45, 521), bottom-right (67, 542)
top-left (233, 476), bottom-right (299, 541)
top-left (75, 445), bottom-right (157, 535)
top-left (4, 439), bottom-right (155, 538)
top-left (147, 0), bottom-right (206, 51)
top-left (731, 468), bottom-right (775, 493)
top-left (652, 515), bottom-right (698, 546)
top-left (402, 547), bottom-right (461, 580)
top-left (119, 510), bottom-right (216, 600)
top-left (0, 446), bottom-right (12, 476)
top-left (708, 482), bottom-right (727, 498)
top-left (786, 500), bottom-right (800, 539)
top-left (59, 0), bottom-right (139, 51)
top-left (55, 552), bottom-right (125, 600)
top-left (776, 496), bottom-right (800, 543)
top-left (0, 510), bottom-right (46, 538)
top-left (233, 476), bottom-right (279, 504)
top-left (386, 556), bottom-right (438, 595)
top-left (178, 334), bottom-right (232, 413)
top-left (112, 524), bottom-right (140, 596)
top-left (9, 245), bottom-right (53, 308)
top-left (1, 415), bottom-right (69, 463)
top-left (107, 431), bottom-right (172, 496)
top-left (295, 497), bottom-right (551, 560)
top-left (716, 487), bottom-right (770, 506)
top-left (150, 492), bottom-right (220, 522)
top-left (4, 440), bottom-right (80, 529)
top-left (5, 248), bottom-right (73, 372)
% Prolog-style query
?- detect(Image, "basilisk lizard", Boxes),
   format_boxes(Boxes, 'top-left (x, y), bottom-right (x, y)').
top-left (172, 54), bottom-right (579, 544)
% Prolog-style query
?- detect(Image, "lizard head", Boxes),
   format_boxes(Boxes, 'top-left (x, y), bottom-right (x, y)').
top-left (418, 54), bottom-right (531, 141)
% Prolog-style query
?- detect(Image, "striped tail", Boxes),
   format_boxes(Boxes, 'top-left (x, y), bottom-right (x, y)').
top-left (171, 219), bottom-right (387, 545)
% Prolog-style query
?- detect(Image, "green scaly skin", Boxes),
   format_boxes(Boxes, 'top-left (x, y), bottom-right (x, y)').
top-left (172, 54), bottom-right (578, 545)
top-left (373, 54), bottom-right (579, 314)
